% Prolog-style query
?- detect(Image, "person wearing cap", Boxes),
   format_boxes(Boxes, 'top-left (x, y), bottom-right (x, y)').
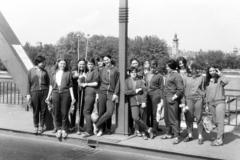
top-left (45, 58), bottom-right (76, 139)
top-left (161, 59), bottom-right (184, 144)
top-left (27, 55), bottom-right (50, 134)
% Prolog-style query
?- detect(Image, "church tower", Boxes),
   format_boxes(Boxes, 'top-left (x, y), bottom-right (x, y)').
top-left (172, 34), bottom-right (179, 57)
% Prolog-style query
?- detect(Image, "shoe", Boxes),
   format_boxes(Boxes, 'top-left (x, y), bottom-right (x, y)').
top-left (69, 127), bottom-right (76, 133)
top-left (34, 127), bottom-right (38, 134)
top-left (38, 127), bottom-right (44, 134)
top-left (184, 136), bottom-right (193, 142)
top-left (93, 123), bottom-right (98, 135)
top-left (82, 132), bottom-right (92, 138)
top-left (62, 130), bottom-right (68, 139)
top-left (135, 130), bottom-right (142, 137)
top-left (173, 137), bottom-right (180, 144)
top-left (161, 134), bottom-right (173, 139)
top-left (96, 129), bottom-right (103, 137)
top-left (198, 138), bottom-right (204, 145)
top-left (211, 138), bottom-right (223, 146)
top-left (52, 128), bottom-right (57, 133)
top-left (56, 130), bottom-right (62, 138)
top-left (148, 128), bottom-right (154, 139)
top-left (105, 129), bottom-right (112, 135)
top-left (142, 133), bottom-right (148, 140)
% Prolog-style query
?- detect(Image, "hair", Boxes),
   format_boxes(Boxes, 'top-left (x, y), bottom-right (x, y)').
top-left (77, 58), bottom-right (87, 72)
top-left (166, 59), bottom-right (178, 70)
top-left (205, 65), bottom-right (220, 86)
top-left (128, 66), bottom-right (138, 73)
top-left (77, 58), bottom-right (86, 64)
top-left (130, 57), bottom-right (140, 65)
top-left (103, 54), bottom-right (112, 60)
top-left (190, 62), bottom-right (200, 71)
top-left (86, 58), bottom-right (95, 65)
top-left (34, 55), bottom-right (46, 65)
top-left (54, 58), bottom-right (68, 72)
top-left (95, 56), bottom-right (103, 62)
top-left (176, 56), bottom-right (187, 68)
top-left (150, 59), bottom-right (158, 68)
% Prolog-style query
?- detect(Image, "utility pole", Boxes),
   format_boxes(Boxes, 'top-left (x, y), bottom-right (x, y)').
top-left (115, 0), bottom-right (129, 135)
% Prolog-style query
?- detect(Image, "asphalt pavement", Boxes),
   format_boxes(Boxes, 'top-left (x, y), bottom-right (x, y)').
top-left (0, 131), bottom-right (172, 160)
top-left (0, 104), bottom-right (240, 160)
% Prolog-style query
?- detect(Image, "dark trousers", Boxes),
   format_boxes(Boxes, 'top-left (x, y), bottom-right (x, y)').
top-left (147, 94), bottom-right (161, 133)
top-left (52, 91), bottom-right (71, 131)
top-left (164, 96), bottom-right (181, 137)
top-left (31, 90), bottom-right (48, 128)
top-left (83, 93), bottom-right (96, 133)
top-left (131, 105), bottom-right (149, 132)
top-left (185, 98), bottom-right (203, 135)
top-left (77, 90), bottom-right (85, 130)
top-left (96, 93), bottom-right (115, 129)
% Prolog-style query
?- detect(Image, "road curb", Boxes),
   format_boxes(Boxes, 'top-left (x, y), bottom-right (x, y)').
top-left (0, 127), bottom-right (223, 160)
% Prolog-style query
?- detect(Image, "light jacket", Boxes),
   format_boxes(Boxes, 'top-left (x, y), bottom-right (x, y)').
top-left (206, 76), bottom-right (229, 105)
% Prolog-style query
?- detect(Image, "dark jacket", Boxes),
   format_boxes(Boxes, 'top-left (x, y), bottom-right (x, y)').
top-left (27, 67), bottom-right (50, 94)
top-left (99, 66), bottom-right (119, 95)
top-left (145, 71), bottom-right (164, 98)
top-left (164, 71), bottom-right (184, 99)
top-left (51, 71), bottom-right (73, 93)
top-left (125, 77), bottom-right (147, 106)
top-left (84, 69), bottom-right (99, 96)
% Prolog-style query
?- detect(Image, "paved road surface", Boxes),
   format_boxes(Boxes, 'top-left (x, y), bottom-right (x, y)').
top-left (0, 132), bottom-right (172, 160)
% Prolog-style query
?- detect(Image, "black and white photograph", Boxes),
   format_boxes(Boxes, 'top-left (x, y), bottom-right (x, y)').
top-left (0, 0), bottom-right (239, 159)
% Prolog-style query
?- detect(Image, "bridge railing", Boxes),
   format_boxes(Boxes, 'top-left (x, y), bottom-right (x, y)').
top-left (0, 80), bottom-right (25, 105)
top-left (225, 89), bottom-right (240, 126)
top-left (0, 79), bottom-right (239, 126)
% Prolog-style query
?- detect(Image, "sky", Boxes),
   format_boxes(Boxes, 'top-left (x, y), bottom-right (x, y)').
top-left (1, 0), bottom-right (240, 52)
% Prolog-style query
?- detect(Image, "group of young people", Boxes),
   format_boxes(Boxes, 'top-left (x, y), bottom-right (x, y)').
top-left (27, 54), bottom-right (229, 146)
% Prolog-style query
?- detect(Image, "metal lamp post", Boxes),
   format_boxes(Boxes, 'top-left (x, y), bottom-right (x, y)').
top-left (115, 0), bottom-right (129, 135)
top-left (77, 33), bottom-right (81, 60)
top-left (85, 34), bottom-right (90, 60)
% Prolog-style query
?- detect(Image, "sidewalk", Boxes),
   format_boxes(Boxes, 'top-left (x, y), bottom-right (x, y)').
top-left (0, 104), bottom-right (239, 160)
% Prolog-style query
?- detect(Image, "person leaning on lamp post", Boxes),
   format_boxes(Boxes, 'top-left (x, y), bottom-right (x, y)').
top-left (179, 62), bottom-right (205, 145)
top-left (93, 55), bottom-right (119, 137)
top-left (161, 59), bottom-right (184, 144)
top-left (125, 67), bottom-right (154, 140)
top-left (45, 58), bottom-right (76, 139)
top-left (205, 65), bottom-right (229, 146)
top-left (27, 55), bottom-right (50, 134)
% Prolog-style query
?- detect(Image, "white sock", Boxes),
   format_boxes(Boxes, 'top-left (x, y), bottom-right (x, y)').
top-left (198, 134), bottom-right (202, 139)
top-left (189, 133), bottom-right (192, 137)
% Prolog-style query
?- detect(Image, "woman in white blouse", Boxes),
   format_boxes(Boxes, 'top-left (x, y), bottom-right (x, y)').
top-left (46, 58), bottom-right (76, 139)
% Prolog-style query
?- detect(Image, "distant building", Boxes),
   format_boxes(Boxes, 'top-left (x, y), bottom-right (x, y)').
top-left (170, 34), bottom-right (179, 58)
top-left (233, 47), bottom-right (239, 55)
top-left (169, 34), bottom-right (198, 58)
